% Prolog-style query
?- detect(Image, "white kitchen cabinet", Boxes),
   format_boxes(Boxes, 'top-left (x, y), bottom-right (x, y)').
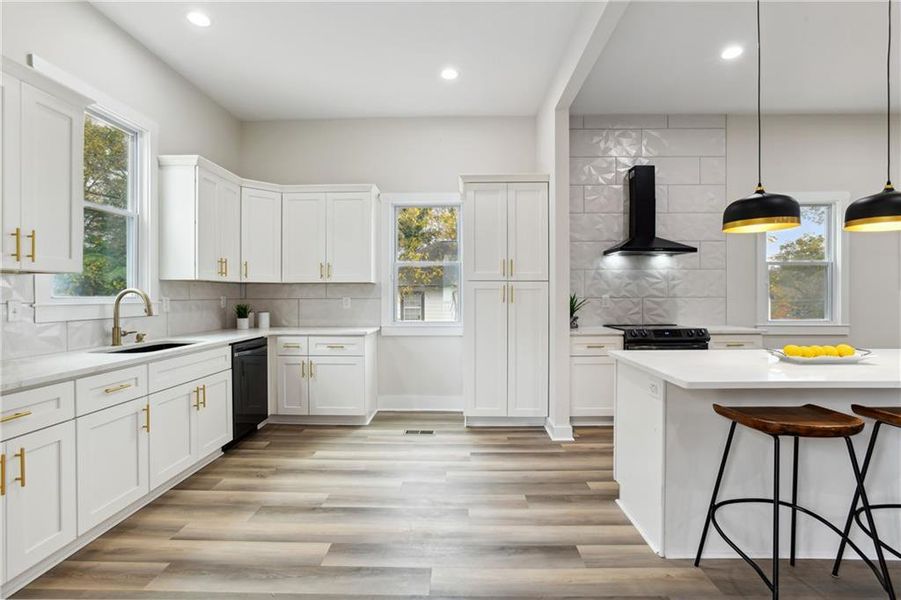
top-left (507, 282), bottom-right (548, 417)
top-left (326, 192), bottom-right (374, 282)
top-left (241, 186), bottom-right (281, 282)
top-left (282, 192), bottom-right (327, 282)
top-left (309, 356), bottom-right (364, 416)
top-left (159, 155), bottom-right (241, 281)
top-left (276, 355), bottom-right (309, 415)
top-left (507, 183), bottom-right (549, 281)
top-left (2, 421), bottom-right (77, 581)
top-left (709, 333), bottom-right (764, 349)
top-left (195, 370), bottom-right (233, 457)
top-left (148, 381), bottom-right (198, 489)
top-left (2, 60), bottom-right (89, 273)
top-left (463, 281), bottom-right (509, 417)
top-left (76, 397), bottom-right (149, 534)
top-left (569, 335), bottom-right (622, 418)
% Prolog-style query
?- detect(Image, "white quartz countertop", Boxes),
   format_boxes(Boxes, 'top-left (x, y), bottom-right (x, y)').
top-left (610, 348), bottom-right (901, 389)
top-left (0, 327), bottom-right (379, 394)
top-left (571, 325), bottom-right (762, 336)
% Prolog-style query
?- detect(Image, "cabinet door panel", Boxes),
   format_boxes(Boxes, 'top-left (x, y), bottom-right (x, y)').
top-left (570, 356), bottom-right (615, 417)
top-left (4, 421), bottom-right (76, 580)
top-left (241, 187), bottom-right (281, 282)
top-left (463, 281), bottom-right (508, 417)
top-left (276, 356), bottom-right (309, 415)
top-left (507, 282), bottom-right (548, 417)
top-left (282, 192), bottom-right (327, 282)
top-left (196, 371), bottom-right (232, 457)
top-left (20, 83), bottom-right (83, 273)
top-left (2, 74), bottom-right (22, 271)
top-left (196, 169), bottom-right (220, 280)
top-left (218, 179), bottom-right (241, 282)
top-left (507, 183), bottom-right (548, 281)
top-left (308, 356), bottom-right (364, 416)
top-left (326, 192), bottom-right (373, 283)
top-left (149, 383), bottom-right (198, 490)
top-left (463, 183), bottom-right (507, 280)
top-left (76, 398), bottom-right (149, 534)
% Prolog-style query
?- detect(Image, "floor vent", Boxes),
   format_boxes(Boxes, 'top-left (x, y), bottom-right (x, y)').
top-left (405, 429), bottom-right (435, 435)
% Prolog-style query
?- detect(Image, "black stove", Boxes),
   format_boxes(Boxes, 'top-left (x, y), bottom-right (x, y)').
top-left (604, 324), bottom-right (710, 350)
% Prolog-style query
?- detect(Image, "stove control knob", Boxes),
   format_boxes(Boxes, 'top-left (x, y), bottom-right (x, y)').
top-left (686, 330), bottom-right (694, 337)
top-left (627, 330), bottom-right (637, 338)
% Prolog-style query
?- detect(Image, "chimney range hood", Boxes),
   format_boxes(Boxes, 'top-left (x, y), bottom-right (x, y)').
top-left (603, 165), bottom-right (697, 255)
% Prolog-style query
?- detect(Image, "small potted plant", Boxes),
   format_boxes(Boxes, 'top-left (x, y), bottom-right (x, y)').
top-left (234, 303), bottom-right (253, 330)
top-left (570, 293), bottom-right (589, 329)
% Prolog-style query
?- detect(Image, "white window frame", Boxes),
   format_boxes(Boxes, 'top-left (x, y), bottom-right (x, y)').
top-left (756, 191), bottom-right (850, 335)
top-left (32, 55), bottom-right (158, 323)
top-left (380, 193), bottom-right (463, 336)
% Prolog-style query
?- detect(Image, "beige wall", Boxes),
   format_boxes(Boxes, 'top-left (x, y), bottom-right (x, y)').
top-left (726, 113), bottom-right (901, 347)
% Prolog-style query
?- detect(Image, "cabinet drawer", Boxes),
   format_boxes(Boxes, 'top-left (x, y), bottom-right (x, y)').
top-left (1, 381), bottom-right (75, 441)
top-left (710, 335), bottom-right (763, 350)
top-left (309, 336), bottom-right (363, 356)
top-left (276, 336), bottom-right (308, 356)
top-left (149, 347), bottom-right (231, 393)
top-left (76, 365), bottom-right (148, 416)
top-left (570, 336), bottom-right (623, 356)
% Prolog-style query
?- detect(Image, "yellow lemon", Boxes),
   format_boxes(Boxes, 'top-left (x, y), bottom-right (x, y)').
top-left (822, 345), bottom-right (839, 357)
top-left (809, 345), bottom-right (825, 357)
top-left (836, 344), bottom-right (856, 357)
top-left (798, 346), bottom-right (814, 358)
top-left (783, 344), bottom-right (802, 357)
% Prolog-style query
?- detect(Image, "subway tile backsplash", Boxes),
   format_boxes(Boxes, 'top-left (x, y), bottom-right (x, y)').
top-left (569, 114), bottom-right (727, 326)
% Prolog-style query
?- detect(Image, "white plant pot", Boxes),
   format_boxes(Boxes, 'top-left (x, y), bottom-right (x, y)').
top-left (236, 317), bottom-right (250, 330)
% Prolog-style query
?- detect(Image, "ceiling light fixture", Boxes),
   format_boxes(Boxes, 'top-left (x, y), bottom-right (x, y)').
top-left (720, 45), bottom-right (744, 60)
top-left (440, 67), bottom-right (459, 81)
top-left (722, 0), bottom-right (800, 234)
top-left (844, 0), bottom-right (901, 232)
top-left (186, 11), bottom-right (211, 27)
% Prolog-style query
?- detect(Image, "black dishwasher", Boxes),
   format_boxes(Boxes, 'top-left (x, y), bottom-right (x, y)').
top-left (230, 337), bottom-right (268, 446)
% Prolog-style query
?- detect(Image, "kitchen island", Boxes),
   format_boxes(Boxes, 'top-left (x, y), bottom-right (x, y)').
top-left (610, 348), bottom-right (901, 561)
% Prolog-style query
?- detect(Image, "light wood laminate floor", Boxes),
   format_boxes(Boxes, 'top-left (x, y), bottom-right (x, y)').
top-left (14, 412), bottom-right (897, 599)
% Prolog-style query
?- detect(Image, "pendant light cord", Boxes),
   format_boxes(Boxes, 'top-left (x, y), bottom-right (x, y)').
top-left (756, 0), bottom-right (763, 192)
top-left (887, 0), bottom-right (893, 188)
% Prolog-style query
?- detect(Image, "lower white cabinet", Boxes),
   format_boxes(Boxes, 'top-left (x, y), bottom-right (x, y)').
top-left (76, 397), bottom-right (149, 534)
top-left (709, 333), bottom-right (764, 349)
top-left (276, 355), bottom-right (309, 415)
top-left (195, 371), bottom-right (233, 457)
top-left (309, 356), bottom-right (364, 416)
top-left (569, 335), bottom-right (622, 418)
top-left (2, 421), bottom-right (77, 580)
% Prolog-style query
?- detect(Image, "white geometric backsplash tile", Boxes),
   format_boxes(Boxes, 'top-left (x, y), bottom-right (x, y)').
top-left (570, 214), bottom-right (623, 242)
top-left (642, 129), bottom-right (725, 157)
top-left (667, 185), bottom-right (727, 213)
top-left (570, 186), bottom-right (585, 213)
top-left (584, 270), bottom-right (668, 298)
top-left (570, 129), bottom-right (641, 158)
top-left (700, 157), bottom-right (727, 184)
top-left (583, 114), bottom-right (667, 129)
top-left (615, 156), bottom-right (700, 185)
top-left (667, 270), bottom-right (727, 298)
top-left (666, 114), bottom-right (727, 129)
top-left (571, 157), bottom-right (617, 185)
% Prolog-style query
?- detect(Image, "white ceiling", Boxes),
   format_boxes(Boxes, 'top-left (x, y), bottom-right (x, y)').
top-left (93, 1), bottom-right (585, 121)
top-left (573, 1), bottom-right (901, 115)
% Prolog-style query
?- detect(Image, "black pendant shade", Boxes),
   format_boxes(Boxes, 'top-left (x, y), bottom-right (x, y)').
top-left (844, 184), bottom-right (901, 232)
top-left (722, 186), bottom-right (801, 234)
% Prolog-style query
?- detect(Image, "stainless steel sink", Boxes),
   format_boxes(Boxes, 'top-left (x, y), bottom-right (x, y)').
top-left (99, 341), bottom-right (197, 354)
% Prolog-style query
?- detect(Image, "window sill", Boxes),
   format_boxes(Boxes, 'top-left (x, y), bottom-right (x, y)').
top-left (757, 323), bottom-right (850, 336)
top-left (34, 301), bottom-right (160, 323)
top-left (379, 325), bottom-right (463, 337)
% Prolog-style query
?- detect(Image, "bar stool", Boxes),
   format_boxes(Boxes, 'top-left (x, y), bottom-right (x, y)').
top-left (694, 403), bottom-right (896, 600)
top-left (833, 405), bottom-right (900, 592)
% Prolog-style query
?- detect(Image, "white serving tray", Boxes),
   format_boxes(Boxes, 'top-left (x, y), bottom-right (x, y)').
top-left (769, 349), bottom-right (873, 365)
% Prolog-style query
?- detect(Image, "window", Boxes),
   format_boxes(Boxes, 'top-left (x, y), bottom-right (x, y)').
top-left (53, 111), bottom-right (139, 297)
top-left (758, 192), bottom-right (849, 331)
top-left (381, 194), bottom-right (462, 335)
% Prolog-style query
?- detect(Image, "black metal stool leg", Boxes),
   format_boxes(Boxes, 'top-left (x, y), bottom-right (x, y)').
top-left (772, 435), bottom-right (780, 600)
top-left (845, 436), bottom-right (896, 600)
top-left (833, 421), bottom-right (881, 576)
top-left (695, 421), bottom-right (737, 567)
top-left (790, 435), bottom-right (799, 567)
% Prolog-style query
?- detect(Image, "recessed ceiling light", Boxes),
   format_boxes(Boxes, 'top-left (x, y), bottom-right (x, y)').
top-left (186, 11), bottom-right (211, 27)
top-left (720, 45), bottom-right (744, 60)
top-left (440, 67), bottom-right (459, 81)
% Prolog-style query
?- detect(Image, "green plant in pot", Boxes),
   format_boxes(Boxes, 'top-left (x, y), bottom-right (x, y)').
top-left (235, 303), bottom-right (253, 330)
top-left (570, 294), bottom-right (589, 329)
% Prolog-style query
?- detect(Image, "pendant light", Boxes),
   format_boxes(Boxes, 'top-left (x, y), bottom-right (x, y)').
top-left (844, 0), bottom-right (901, 232)
top-left (722, 0), bottom-right (800, 234)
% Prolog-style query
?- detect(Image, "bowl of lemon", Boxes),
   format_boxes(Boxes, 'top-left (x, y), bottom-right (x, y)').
top-left (770, 344), bottom-right (872, 364)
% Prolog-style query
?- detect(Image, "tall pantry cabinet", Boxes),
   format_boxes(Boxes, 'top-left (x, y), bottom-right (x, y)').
top-left (462, 176), bottom-right (549, 420)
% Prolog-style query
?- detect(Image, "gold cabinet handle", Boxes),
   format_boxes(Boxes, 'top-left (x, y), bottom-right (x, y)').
top-left (327, 263), bottom-right (332, 278)
top-left (282, 343), bottom-right (301, 349)
top-left (0, 453), bottom-right (6, 496)
top-left (319, 263), bottom-right (324, 279)
top-left (725, 343), bottom-right (745, 348)
top-left (509, 284), bottom-right (514, 303)
top-left (0, 410), bottom-right (32, 423)
top-left (201, 384), bottom-right (207, 408)
top-left (142, 403), bottom-right (151, 432)
top-left (586, 344), bottom-right (607, 349)
top-left (26, 229), bottom-right (36, 262)
top-left (223, 258), bottom-right (228, 277)
top-left (10, 227), bottom-right (21, 261)
top-left (501, 259), bottom-right (506, 276)
top-left (104, 382), bottom-right (133, 394)
top-left (301, 360), bottom-right (306, 378)
top-left (501, 285), bottom-right (506, 303)
top-left (509, 258), bottom-right (514, 277)
top-left (243, 260), bottom-right (249, 279)
top-left (326, 344), bottom-right (345, 349)
top-left (309, 361), bottom-right (315, 378)
top-left (193, 386), bottom-right (202, 411)
top-left (217, 258), bottom-right (224, 276)
top-left (13, 448), bottom-right (25, 487)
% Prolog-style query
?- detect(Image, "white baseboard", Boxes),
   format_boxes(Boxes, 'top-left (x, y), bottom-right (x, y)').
top-left (571, 416), bottom-right (614, 426)
top-left (544, 417), bottom-right (575, 441)
top-left (464, 416), bottom-right (547, 427)
top-left (377, 395), bottom-right (463, 411)
top-left (267, 413), bottom-right (376, 426)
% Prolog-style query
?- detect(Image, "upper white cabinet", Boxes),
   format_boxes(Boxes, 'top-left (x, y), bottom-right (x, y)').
top-left (160, 156), bottom-right (241, 282)
top-left (241, 185), bottom-right (281, 282)
top-left (463, 179), bottom-right (548, 281)
top-left (282, 187), bottom-right (378, 283)
top-left (160, 155), bottom-right (378, 283)
top-left (2, 59), bottom-right (90, 273)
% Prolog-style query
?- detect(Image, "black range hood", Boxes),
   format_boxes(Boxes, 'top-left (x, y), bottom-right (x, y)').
top-left (603, 165), bottom-right (697, 255)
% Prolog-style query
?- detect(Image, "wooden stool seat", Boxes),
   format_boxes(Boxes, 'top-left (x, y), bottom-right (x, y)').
top-left (712, 404), bottom-right (864, 438)
top-left (851, 405), bottom-right (901, 428)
